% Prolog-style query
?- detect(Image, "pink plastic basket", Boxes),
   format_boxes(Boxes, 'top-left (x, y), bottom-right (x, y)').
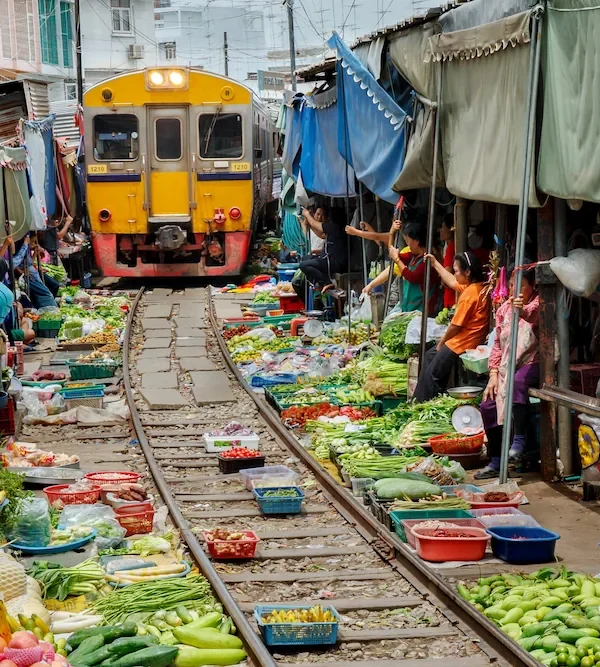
top-left (402, 518), bottom-right (486, 549)
top-left (84, 471), bottom-right (143, 488)
top-left (412, 526), bottom-right (490, 562)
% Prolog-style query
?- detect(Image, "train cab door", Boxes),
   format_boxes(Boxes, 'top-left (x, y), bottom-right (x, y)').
top-left (147, 106), bottom-right (190, 222)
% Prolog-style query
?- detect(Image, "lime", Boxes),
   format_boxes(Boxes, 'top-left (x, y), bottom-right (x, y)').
top-left (558, 654), bottom-right (571, 666)
top-left (581, 657), bottom-right (595, 667)
top-left (567, 656), bottom-right (581, 667)
top-left (594, 654), bottom-right (600, 663)
top-left (578, 648), bottom-right (590, 659)
top-left (550, 661), bottom-right (557, 667)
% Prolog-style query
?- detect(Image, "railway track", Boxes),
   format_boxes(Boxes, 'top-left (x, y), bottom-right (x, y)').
top-left (119, 285), bottom-right (538, 667)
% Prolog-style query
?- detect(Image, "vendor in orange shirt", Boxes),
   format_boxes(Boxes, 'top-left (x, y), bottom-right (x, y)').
top-left (414, 250), bottom-right (491, 402)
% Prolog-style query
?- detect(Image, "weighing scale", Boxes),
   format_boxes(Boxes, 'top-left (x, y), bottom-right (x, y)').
top-left (452, 404), bottom-right (483, 435)
top-left (290, 310), bottom-right (324, 340)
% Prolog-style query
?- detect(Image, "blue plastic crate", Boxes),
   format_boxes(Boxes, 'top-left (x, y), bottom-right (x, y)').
top-left (59, 387), bottom-right (105, 400)
top-left (250, 373), bottom-right (300, 388)
top-left (487, 526), bottom-right (560, 564)
top-left (254, 604), bottom-right (339, 646)
top-left (253, 486), bottom-right (304, 514)
top-left (276, 268), bottom-right (297, 283)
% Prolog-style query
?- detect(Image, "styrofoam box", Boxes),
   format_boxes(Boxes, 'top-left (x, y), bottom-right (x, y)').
top-left (203, 433), bottom-right (259, 453)
top-left (241, 465), bottom-right (298, 490)
top-left (470, 507), bottom-right (540, 528)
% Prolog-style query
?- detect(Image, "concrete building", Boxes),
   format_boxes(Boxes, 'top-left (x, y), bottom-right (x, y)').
top-left (80, 0), bottom-right (158, 87)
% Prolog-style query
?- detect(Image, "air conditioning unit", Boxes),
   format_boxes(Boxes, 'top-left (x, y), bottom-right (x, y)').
top-left (128, 44), bottom-right (145, 59)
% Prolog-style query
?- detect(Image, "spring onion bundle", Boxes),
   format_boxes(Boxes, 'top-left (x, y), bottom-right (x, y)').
top-left (357, 356), bottom-right (408, 397)
top-left (396, 419), bottom-right (454, 446)
top-left (342, 450), bottom-right (427, 479)
top-left (27, 558), bottom-right (105, 601)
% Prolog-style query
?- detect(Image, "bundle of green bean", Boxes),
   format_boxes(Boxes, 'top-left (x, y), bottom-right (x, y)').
top-left (389, 497), bottom-right (471, 510)
top-left (92, 575), bottom-right (217, 624)
top-left (342, 452), bottom-right (426, 479)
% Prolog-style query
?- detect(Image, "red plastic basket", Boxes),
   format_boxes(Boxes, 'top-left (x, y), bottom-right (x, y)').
top-left (203, 530), bottom-right (260, 559)
top-left (428, 432), bottom-right (484, 455)
top-left (115, 503), bottom-right (155, 536)
top-left (44, 483), bottom-right (102, 506)
top-left (84, 471), bottom-right (143, 488)
top-left (412, 525), bottom-right (490, 562)
top-left (279, 295), bottom-right (305, 314)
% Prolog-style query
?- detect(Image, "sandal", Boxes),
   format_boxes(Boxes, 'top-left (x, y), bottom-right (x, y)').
top-left (474, 466), bottom-right (500, 480)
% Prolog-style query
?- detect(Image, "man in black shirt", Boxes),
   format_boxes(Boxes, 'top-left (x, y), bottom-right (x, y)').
top-left (297, 206), bottom-right (348, 297)
top-left (41, 215), bottom-right (73, 264)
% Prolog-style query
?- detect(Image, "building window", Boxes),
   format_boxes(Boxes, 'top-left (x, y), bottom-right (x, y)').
top-left (39, 0), bottom-right (59, 65)
top-left (65, 82), bottom-right (77, 100)
top-left (94, 114), bottom-right (139, 161)
top-left (199, 113), bottom-right (243, 159)
top-left (160, 41), bottom-right (176, 60)
top-left (155, 118), bottom-right (182, 160)
top-left (60, 2), bottom-right (73, 67)
top-left (111, 0), bottom-right (132, 34)
top-left (154, 0), bottom-right (170, 7)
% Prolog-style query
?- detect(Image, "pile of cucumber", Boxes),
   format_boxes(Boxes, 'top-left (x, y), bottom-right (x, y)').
top-left (66, 611), bottom-right (247, 667)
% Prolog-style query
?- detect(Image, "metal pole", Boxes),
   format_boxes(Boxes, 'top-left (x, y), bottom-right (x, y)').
top-left (375, 196), bottom-right (384, 273)
top-left (1, 169), bottom-right (16, 296)
top-left (74, 0), bottom-right (83, 104)
top-left (223, 32), bottom-right (229, 77)
top-left (358, 182), bottom-right (368, 287)
top-left (286, 0), bottom-right (297, 92)
top-left (419, 62), bottom-right (442, 371)
top-left (499, 12), bottom-right (542, 484)
top-left (383, 197), bottom-right (404, 315)
top-left (554, 197), bottom-right (573, 476)
top-left (455, 198), bottom-right (468, 255)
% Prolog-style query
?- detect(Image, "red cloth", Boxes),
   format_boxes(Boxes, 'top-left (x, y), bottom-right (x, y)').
top-left (443, 241), bottom-right (456, 309)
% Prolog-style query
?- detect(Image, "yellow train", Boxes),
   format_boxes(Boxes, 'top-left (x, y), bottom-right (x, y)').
top-left (83, 67), bottom-right (277, 278)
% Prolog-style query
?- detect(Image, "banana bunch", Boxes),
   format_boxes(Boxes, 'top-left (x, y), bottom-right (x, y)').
top-left (8, 613), bottom-right (53, 643)
top-left (262, 605), bottom-right (335, 624)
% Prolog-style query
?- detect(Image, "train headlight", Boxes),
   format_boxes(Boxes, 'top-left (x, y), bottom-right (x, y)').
top-left (146, 68), bottom-right (188, 90)
top-left (99, 209), bottom-right (111, 222)
top-left (229, 207), bottom-right (242, 221)
top-left (169, 70), bottom-right (184, 86)
top-left (149, 70), bottom-right (164, 86)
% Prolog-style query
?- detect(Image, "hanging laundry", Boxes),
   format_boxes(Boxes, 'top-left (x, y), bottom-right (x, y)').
top-left (0, 146), bottom-right (32, 242)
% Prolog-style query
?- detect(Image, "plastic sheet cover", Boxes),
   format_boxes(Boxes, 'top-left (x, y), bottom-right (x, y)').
top-left (429, 10), bottom-right (540, 207)
top-left (281, 102), bottom-right (302, 179)
top-left (389, 23), bottom-right (445, 191)
top-left (300, 102), bottom-right (355, 198)
top-left (327, 32), bottom-right (406, 205)
top-left (537, 0), bottom-right (600, 202)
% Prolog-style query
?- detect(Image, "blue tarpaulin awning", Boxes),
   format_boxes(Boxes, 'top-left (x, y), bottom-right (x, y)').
top-left (300, 102), bottom-right (356, 198)
top-left (328, 32), bottom-right (407, 205)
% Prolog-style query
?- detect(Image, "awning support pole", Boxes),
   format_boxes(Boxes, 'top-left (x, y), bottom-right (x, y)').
top-left (499, 10), bottom-right (543, 485)
top-left (383, 199), bottom-right (404, 316)
top-left (419, 62), bottom-right (442, 372)
top-left (554, 197), bottom-right (573, 476)
top-left (358, 182), bottom-right (368, 287)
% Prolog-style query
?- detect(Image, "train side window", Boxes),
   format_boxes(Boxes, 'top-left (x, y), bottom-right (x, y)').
top-left (199, 113), bottom-right (243, 159)
top-left (93, 114), bottom-right (139, 161)
top-left (155, 118), bottom-right (182, 160)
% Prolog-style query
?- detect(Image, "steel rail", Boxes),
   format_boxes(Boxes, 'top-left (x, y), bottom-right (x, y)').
top-left (122, 287), bottom-right (278, 667)
top-left (207, 293), bottom-right (539, 667)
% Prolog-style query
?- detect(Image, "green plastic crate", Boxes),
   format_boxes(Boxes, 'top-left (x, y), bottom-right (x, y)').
top-left (263, 314), bottom-right (296, 330)
top-left (66, 360), bottom-right (119, 380)
top-left (222, 320), bottom-right (264, 330)
top-left (380, 396), bottom-right (406, 413)
top-left (38, 318), bottom-right (63, 330)
top-left (390, 508), bottom-right (473, 542)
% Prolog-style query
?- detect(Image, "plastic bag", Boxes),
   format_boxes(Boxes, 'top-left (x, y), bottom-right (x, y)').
top-left (550, 249), bottom-right (600, 298)
top-left (578, 414), bottom-right (600, 480)
top-left (350, 294), bottom-right (372, 323)
top-left (443, 459), bottom-right (466, 483)
top-left (405, 457), bottom-right (455, 486)
top-left (405, 314), bottom-right (447, 345)
top-left (242, 328), bottom-right (275, 342)
top-left (82, 319), bottom-right (106, 336)
top-left (21, 390), bottom-right (48, 419)
top-left (11, 498), bottom-right (52, 547)
top-left (59, 504), bottom-right (126, 550)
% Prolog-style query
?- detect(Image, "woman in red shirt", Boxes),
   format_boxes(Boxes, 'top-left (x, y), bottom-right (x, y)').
top-left (440, 216), bottom-right (456, 309)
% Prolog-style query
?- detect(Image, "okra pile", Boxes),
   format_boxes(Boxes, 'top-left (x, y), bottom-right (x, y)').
top-left (457, 568), bottom-right (600, 666)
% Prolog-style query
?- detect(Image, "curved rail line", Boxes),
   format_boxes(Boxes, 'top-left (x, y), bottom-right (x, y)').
top-left (120, 285), bottom-right (538, 667)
